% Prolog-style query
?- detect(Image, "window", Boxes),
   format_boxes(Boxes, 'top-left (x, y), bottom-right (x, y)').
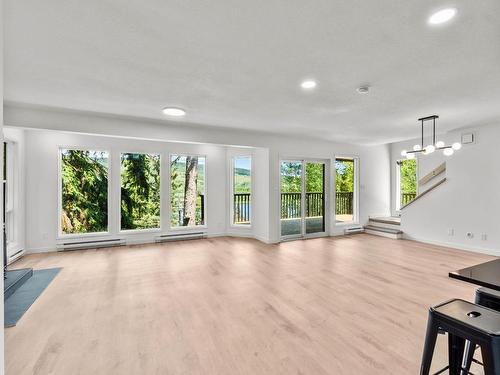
top-left (60, 149), bottom-right (109, 234)
top-left (232, 156), bottom-right (251, 225)
top-left (335, 157), bottom-right (357, 223)
top-left (396, 159), bottom-right (417, 209)
top-left (170, 155), bottom-right (206, 227)
top-left (120, 153), bottom-right (161, 230)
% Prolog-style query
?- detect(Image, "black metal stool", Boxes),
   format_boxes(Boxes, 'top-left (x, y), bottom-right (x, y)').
top-left (420, 299), bottom-right (500, 375)
top-left (462, 288), bottom-right (500, 374)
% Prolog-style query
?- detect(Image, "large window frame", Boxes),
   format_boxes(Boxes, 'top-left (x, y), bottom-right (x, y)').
top-left (334, 156), bottom-right (359, 225)
top-left (230, 155), bottom-right (252, 227)
top-left (169, 153), bottom-right (207, 230)
top-left (119, 151), bottom-right (162, 233)
top-left (57, 146), bottom-right (111, 238)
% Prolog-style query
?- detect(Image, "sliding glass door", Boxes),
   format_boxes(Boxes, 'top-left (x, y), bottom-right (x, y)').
top-left (280, 160), bottom-right (326, 239)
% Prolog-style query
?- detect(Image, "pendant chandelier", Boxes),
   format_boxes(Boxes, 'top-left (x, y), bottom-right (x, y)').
top-left (401, 115), bottom-right (462, 159)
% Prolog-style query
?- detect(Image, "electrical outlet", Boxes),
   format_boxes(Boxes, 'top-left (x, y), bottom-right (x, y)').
top-left (466, 232), bottom-right (474, 239)
top-left (481, 233), bottom-right (487, 241)
top-left (447, 228), bottom-right (454, 236)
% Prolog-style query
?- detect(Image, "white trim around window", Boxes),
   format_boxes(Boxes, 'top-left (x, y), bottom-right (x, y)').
top-left (168, 153), bottom-right (208, 230)
top-left (57, 146), bottom-right (112, 239)
top-left (334, 155), bottom-right (360, 226)
top-left (118, 151), bottom-right (162, 234)
top-left (229, 155), bottom-right (253, 228)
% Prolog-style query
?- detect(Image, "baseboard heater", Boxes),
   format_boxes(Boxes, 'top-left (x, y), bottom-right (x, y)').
top-left (344, 226), bottom-right (364, 235)
top-left (155, 232), bottom-right (206, 243)
top-left (57, 238), bottom-right (126, 251)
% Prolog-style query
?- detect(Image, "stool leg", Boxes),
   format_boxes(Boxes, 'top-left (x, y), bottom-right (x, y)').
top-left (448, 333), bottom-right (465, 375)
top-left (481, 341), bottom-right (500, 375)
top-left (420, 312), bottom-right (439, 375)
top-left (460, 340), bottom-right (476, 375)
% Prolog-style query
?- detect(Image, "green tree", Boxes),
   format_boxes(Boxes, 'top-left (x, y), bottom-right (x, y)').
top-left (399, 159), bottom-right (417, 193)
top-left (61, 150), bottom-right (108, 234)
top-left (120, 153), bottom-right (160, 230)
top-left (335, 160), bottom-right (354, 192)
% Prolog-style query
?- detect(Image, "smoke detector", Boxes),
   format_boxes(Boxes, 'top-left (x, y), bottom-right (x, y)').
top-left (357, 86), bottom-right (370, 94)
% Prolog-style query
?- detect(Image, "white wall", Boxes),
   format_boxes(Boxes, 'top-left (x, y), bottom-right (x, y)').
top-left (390, 122), bottom-right (500, 256)
top-left (6, 104), bottom-right (392, 251)
top-left (1, 0), bottom-right (5, 370)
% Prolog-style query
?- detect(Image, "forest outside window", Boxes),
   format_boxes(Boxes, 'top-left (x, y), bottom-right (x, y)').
top-left (335, 157), bottom-right (357, 223)
top-left (170, 155), bottom-right (206, 228)
top-left (396, 159), bottom-right (417, 209)
top-left (60, 149), bottom-right (109, 235)
top-left (232, 156), bottom-right (251, 225)
top-left (120, 153), bottom-right (160, 230)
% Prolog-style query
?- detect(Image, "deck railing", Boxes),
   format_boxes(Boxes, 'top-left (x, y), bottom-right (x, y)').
top-left (234, 193), bottom-right (251, 223)
top-left (176, 192), bottom-right (356, 225)
top-left (280, 192), bottom-right (354, 218)
top-left (401, 192), bottom-right (417, 207)
top-left (335, 192), bottom-right (353, 215)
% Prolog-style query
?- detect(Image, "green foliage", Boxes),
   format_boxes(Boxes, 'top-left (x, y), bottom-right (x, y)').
top-left (399, 159), bottom-right (417, 193)
top-left (280, 162), bottom-right (302, 192)
top-left (335, 160), bottom-right (354, 192)
top-left (120, 153), bottom-right (160, 230)
top-left (234, 168), bottom-right (251, 193)
top-left (306, 163), bottom-right (324, 192)
top-left (61, 150), bottom-right (108, 234)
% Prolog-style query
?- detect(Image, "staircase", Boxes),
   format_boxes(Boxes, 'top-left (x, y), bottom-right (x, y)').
top-left (364, 217), bottom-right (403, 239)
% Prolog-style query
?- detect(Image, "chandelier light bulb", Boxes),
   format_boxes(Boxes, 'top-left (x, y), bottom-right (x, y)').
top-left (413, 144), bottom-right (422, 151)
top-left (406, 152), bottom-right (415, 160)
top-left (425, 145), bottom-right (435, 154)
top-left (452, 142), bottom-right (462, 150)
top-left (401, 149), bottom-right (408, 157)
top-left (435, 141), bottom-right (445, 148)
top-left (443, 148), bottom-right (454, 156)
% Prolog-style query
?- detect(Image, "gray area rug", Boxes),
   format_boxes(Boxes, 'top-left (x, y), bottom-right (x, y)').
top-left (4, 268), bottom-right (62, 327)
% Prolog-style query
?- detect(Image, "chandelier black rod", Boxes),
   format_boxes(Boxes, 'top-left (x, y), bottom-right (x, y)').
top-left (406, 114), bottom-right (454, 154)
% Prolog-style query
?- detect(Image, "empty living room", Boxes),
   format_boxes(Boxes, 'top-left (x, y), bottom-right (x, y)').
top-left (2, 1), bottom-right (500, 374)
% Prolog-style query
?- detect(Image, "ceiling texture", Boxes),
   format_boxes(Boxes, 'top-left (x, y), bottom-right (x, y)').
top-left (4, 0), bottom-right (500, 144)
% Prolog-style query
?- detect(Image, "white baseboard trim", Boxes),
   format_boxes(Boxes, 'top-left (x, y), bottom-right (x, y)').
top-left (403, 234), bottom-right (500, 257)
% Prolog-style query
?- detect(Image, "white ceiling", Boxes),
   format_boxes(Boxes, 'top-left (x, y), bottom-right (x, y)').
top-left (4, 0), bottom-right (500, 144)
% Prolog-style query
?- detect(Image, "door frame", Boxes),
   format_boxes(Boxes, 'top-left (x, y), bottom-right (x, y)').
top-left (279, 158), bottom-right (329, 241)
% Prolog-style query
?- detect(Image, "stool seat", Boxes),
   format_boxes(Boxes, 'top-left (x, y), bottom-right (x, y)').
top-left (421, 299), bottom-right (500, 375)
top-left (433, 299), bottom-right (500, 335)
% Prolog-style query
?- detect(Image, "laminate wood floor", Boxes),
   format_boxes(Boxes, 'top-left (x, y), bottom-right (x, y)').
top-left (5, 235), bottom-right (495, 374)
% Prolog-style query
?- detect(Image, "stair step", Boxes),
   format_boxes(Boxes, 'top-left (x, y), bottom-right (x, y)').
top-left (369, 217), bottom-right (401, 226)
top-left (4, 268), bottom-right (34, 300)
top-left (364, 225), bottom-right (403, 234)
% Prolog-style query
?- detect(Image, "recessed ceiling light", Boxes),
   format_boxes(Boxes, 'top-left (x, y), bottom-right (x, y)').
top-left (162, 107), bottom-right (186, 117)
top-left (301, 80), bottom-right (317, 89)
top-left (428, 8), bottom-right (457, 25)
top-left (356, 86), bottom-right (370, 94)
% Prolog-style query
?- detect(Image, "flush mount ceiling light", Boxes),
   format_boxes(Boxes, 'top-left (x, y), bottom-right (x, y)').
top-left (300, 80), bottom-right (317, 89)
top-left (162, 107), bottom-right (186, 117)
top-left (357, 86), bottom-right (370, 94)
top-left (400, 115), bottom-right (462, 158)
top-left (428, 8), bottom-right (457, 25)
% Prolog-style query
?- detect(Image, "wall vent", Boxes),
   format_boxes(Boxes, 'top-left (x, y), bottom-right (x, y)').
top-left (344, 226), bottom-right (364, 235)
top-left (155, 232), bottom-right (206, 243)
top-left (57, 238), bottom-right (125, 251)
